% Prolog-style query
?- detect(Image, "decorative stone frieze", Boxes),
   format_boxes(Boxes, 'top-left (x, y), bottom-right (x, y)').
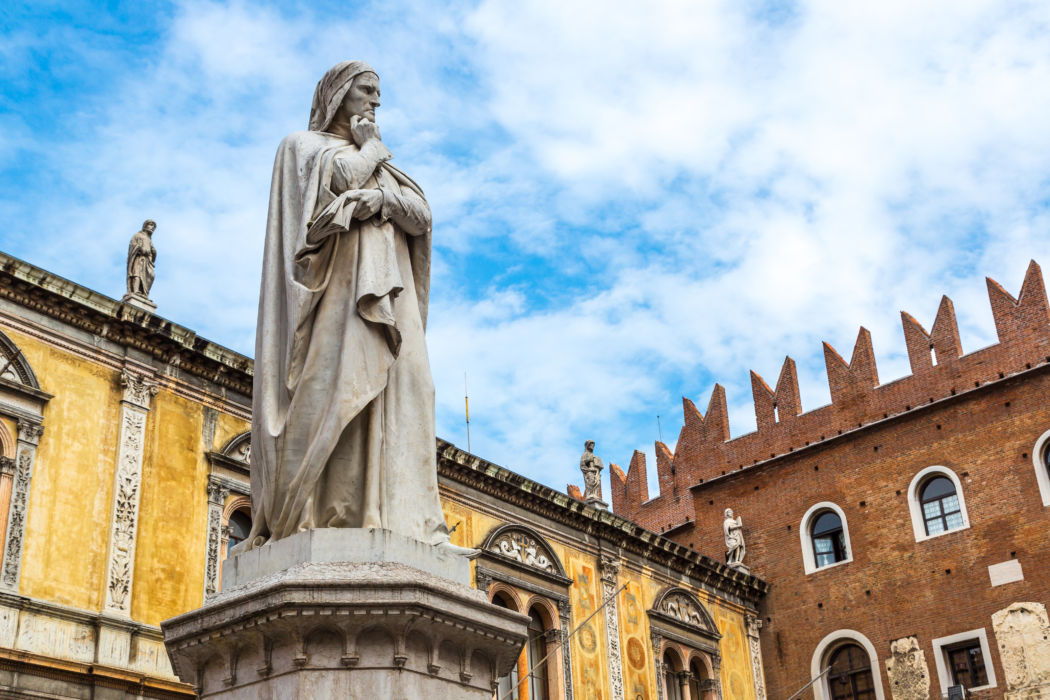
top-left (103, 371), bottom-right (156, 615)
top-left (746, 614), bottom-right (767, 700)
top-left (1, 419), bottom-right (43, 591)
top-left (163, 529), bottom-right (529, 699)
top-left (557, 598), bottom-right (575, 700)
top-left (203, 476), bottom-right (230, 599)
top-left (600, 551), bottom-right (625, 700)
top-left (992, 602), bottom-right (1050, 699)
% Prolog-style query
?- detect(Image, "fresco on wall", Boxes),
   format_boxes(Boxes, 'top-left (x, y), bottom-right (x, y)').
top-left (568, 552), bottom-right (608, 699)
top-left (714, 607), bottom-right (755, 700)
top-left (619, 575), bottom-right (655, 700)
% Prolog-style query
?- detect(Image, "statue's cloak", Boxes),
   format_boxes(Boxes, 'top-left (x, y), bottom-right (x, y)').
top-left (246, 129), bottom-right (443, 548)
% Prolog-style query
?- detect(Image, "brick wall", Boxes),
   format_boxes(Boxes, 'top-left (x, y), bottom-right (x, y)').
top-left (610, 261), bottom-right (1050, 699)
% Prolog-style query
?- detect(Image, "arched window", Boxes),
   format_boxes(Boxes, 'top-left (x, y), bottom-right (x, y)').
top-left (919, 477), bottom-right (963, 536)
top-left (663, 651), bottom-right (683, 700)
top-left (811, 630), bottom-right (886, 700)
top-left (827, 644), bottom-right (876, 700)
top-left (1031, 428), bottom-right (1050, 506)
top-left (800, 502), bottom-right (853, 574)
top-left (491, 594), bottom-right (520, 700)
top-left (525, 608), bottom-right (549, 700)
top-left (227, 510), bottom-right (251, 556)
top-left (688, 659), bottom-right (705, 699)
top-left (812, 512), bottom-right (847, 568)
top-left (907, 466), bottom-right (970, 542)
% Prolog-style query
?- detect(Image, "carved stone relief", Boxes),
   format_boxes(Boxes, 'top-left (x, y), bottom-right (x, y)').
top-left (600, 552), bottom-right (625, 700)
top-left (746, 615), bottom-right (767, 700)
top-left (662, 592), bottom-right (711, 630)
top-left (884, 635), bottom-right (930, 700)
top-left (992, 602), bottom-right (1050, 698)
top-left (203, 477), bottom-right (229, 598)
top-left (488, 529), bottom-right (556, 575)
top-left (1, 420), bottom-right (43, 590)
top-left (103, 371), bottom-right (155, 615)
top-left (557, 598), bottom-right (575, 700)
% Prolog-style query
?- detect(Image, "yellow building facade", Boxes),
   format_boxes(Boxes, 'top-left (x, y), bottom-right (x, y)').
top-left (0, 251), bottom-right (767, 699)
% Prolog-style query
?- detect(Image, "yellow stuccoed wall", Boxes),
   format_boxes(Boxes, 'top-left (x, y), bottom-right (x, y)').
top-left (13, 328), bottom-right (120, 610)
top-left (131, 389), bottom-right (210, 626)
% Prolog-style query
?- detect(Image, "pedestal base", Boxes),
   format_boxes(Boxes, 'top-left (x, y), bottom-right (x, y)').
top-left (121, 293), bottom-right (156, 313)
top-left (162, 529), bottom-right (528, 699)
top-left (585, 496), bottom-right (609, 510)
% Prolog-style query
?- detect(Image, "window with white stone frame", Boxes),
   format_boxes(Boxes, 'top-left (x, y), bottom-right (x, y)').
top-left (1032, 428), bottom-right (1050, 507)
top-left (931, 628), bottom-right (997, 695)
top-left (906, 466), bottom-right (970, 542)
top-left (800, 502), bottom-right (853, 574)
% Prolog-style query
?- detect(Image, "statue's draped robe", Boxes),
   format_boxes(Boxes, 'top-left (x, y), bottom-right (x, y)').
top-left (126, 233), bottom-right (155, 296)
top-left (246, 130), bottom-right (447, 548)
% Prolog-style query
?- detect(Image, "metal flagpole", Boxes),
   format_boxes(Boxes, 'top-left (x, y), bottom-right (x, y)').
top-left (464, 372), bottom-right (471, 453)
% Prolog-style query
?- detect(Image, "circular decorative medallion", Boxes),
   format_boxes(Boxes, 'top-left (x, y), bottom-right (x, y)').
top-left (626, 637), bottom-right (646, 669)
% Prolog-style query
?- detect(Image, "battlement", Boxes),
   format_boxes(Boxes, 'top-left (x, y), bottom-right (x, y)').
top-left (611, 261), bottom-right (1050, 521)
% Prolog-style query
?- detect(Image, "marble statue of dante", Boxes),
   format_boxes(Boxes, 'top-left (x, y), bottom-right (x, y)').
top-left (243, 61), bottom-right (450, 551)
top-left (579, 440), bottom-right (603, 501)
top-left (723, 508), bottom-right (745, 566)
top-left (126, 220), bottom-right (157, 297)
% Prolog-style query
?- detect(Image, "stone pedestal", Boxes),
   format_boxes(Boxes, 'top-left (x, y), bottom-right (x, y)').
top-left (162, 529), bottom-right (528, 699)
top-left (121, 293), bottom-right (156, 313)
top-left (585, 496), bottom-right (608, 511)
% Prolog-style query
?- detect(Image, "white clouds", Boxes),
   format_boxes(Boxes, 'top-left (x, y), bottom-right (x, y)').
top-left (4, 0), bottom-right (1050, 503)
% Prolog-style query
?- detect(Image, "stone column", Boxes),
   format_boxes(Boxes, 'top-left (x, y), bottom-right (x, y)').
top-left (600, 552), bottom-right (625, 700)
top-left (711, 655), bottom-right (723, 700)
top-left (102, 371), bottom-right (156, 615)
top-left (679, 671), bottom-right (693, 700)
top-left (746, 615), bottom-right (766, 700)
top-left (203, 476), bottom-right (229, 599)
top-left (0, 420), bottom-right (43, 591)
top-left (557, 599), bottom-right (575, 700)
top-left (652, 631), bottom-right (666, 700)
top-left (0, 457), bottom-right (17, 551)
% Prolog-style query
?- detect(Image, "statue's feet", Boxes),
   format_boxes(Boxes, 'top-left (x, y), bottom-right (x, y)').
top-left (436, 540), bottom-right (481, 560)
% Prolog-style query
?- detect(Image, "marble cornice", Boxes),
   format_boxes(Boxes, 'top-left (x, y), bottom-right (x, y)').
top-left (0, 252), bottom-right (252, 396)
top-left (436, 439), bottom-right (769, 606)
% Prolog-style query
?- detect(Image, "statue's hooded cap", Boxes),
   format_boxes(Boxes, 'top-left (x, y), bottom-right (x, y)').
top-left (308, 61), bottom-right (377, 132)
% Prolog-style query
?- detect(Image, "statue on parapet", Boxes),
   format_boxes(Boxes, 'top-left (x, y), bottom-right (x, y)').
top-left (242, 61), bottom-right (470, 557)
top-left (580, 440), bottom-right (608, 509)
top-left (123, 220), bottom-right (157, 312)
top-left (724, 508), bottom-right (748, 572)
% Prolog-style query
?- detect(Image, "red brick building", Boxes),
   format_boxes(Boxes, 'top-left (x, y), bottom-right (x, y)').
top-left (611, 261), bottom-right (1050, 700)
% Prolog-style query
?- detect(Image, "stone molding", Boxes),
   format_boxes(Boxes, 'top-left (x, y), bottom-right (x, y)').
top-left (0, 419), bottom-right (43, 591)
top-left (162, 560), bottom-right (529, 699)
top-left (0, 253), bottom-right (253, 398)
top-left (437, 440), bottom-right (768, 609)
top-left (103, 371), bottom-right (155, 616)
top-left (746, 614), bottom-right (767, 700)
top-left (600, 551), bottom-right (625, 700)
top-left (203, 476), bottom-right (230, 599)
top-left (480, 523), bottom-right (571, 587)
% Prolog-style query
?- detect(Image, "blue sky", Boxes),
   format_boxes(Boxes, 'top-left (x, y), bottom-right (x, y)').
top-left (4, 0), bottom-right (1050, 500)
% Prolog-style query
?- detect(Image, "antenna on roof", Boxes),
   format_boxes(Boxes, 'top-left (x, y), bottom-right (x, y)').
top-left (657, 414), bottom-right (663, 443)
top-left (464, 372), bottom-right (471, 453)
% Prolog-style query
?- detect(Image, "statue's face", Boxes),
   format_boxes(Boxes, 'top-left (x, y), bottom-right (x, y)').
top-left (585, 440), bottom-right (595, 451)
top-left (342, 72), bottom-right (381, 122)
top-left (144, 222), bottom-right (156, 233)
top-left (725, 508), bottom-right (733, 518)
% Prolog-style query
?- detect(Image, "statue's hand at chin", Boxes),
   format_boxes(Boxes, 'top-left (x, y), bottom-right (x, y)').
top-left (350, 114), bottom-right (381, 146)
